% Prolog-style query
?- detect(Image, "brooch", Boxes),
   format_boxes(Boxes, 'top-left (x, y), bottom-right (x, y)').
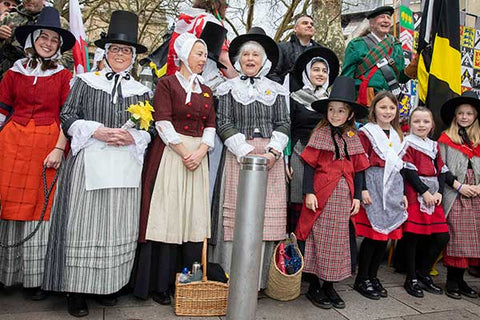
top-left (347, 131), bottom-right (355, 137)
top-left (265, 89), bottom-right (271, 95)
top-left (203, 92), bottom-right (210, 98)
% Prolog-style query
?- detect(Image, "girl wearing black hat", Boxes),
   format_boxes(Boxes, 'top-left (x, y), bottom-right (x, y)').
top-left (41, 11), bottom-right (152, 317)
top-left (0, 6), bottom-right (73, 299)
top-left (288, 47), bottom-right (339, 233)
top-left (295, 76), bottom-right (369, 309)
top-left (438, 91), bottom-right (480, 299)
top-left (212, 27), bottom-right (290, 289)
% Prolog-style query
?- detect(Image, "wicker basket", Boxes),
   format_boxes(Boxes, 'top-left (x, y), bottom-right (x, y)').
top-left (174, 238), bottom-right (229, 316)
top-left (264, 233), bottom-right (304, 301)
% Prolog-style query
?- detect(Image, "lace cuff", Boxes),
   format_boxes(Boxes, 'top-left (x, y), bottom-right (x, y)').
top-left (201, 127), bottom-right (216, 150)
top-left (67, 120), bottom-right (104, 156)
top-left (265, 131), bottom-right (289, 154)
top-left (224, 133), bottom-right (255, 162)
top-left (127, 129), bottom-right (151, 164)
top-left (155, 120), bottom-right (181, 145)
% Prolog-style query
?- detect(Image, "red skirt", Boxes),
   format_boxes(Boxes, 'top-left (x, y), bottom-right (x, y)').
top-left (403, 203), bottom-right (448, 235)
top-left (0, 120), bottom-right (59, 221)
top-left (355, 206), bottom-right (402, 240)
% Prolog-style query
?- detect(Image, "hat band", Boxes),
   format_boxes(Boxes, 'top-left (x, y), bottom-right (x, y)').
top-left (105, 33), bottom-right (137, 44)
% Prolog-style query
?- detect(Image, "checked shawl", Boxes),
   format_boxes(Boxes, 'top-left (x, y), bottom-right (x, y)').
top-left (354, 35), bottom-right (395, 78)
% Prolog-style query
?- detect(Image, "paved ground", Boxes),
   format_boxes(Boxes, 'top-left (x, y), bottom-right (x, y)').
top-left (2, 263), bottom-right (480, 319)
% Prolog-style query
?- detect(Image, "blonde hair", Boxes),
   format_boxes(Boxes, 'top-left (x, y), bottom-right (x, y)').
top-left (444, 105), bottom-right (480, 147)
top-left (368, 91), bottom-right (403, 141)
top-left (408, 106), bottom-right (435, 138)
top-left (314, 102), bottom-right (356, 133)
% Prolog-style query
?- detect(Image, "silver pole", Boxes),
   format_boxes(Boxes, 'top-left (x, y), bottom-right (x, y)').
top-left (227, 156), bottom-right (268, 320)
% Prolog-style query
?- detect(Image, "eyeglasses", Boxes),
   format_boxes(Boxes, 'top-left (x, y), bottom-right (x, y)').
top-left (108, 45), bottom-right (133, 55)
top-left (2, 1), bottom-right (15, 7)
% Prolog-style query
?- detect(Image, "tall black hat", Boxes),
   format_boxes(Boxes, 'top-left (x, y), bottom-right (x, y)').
top-left (228, 27), bottom-right (279, 70)
top-left (15, 7), bottom-right (75, 53)
top-left (200, 22), bottom-right (227, 69)
top-left (94, 10), bottom-right (147, 54)
top-left (311, 76), bottom-right (368, 119)
top-left (367, 6), bottom-right (394, 19)
top-left (440, 91), bottom-right (480, 125)
top-left (292, 46), bottom-right (339, 88)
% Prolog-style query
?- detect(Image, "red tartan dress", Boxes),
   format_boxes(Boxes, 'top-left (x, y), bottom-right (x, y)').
top-left (354, 131), bottom-right (403, 240)
top-left (402, 142), bottom-right (449, 235)
top-left (438, 133), bottom-right (480, 268)
top-left (296, 126), bottom-right (369, 281)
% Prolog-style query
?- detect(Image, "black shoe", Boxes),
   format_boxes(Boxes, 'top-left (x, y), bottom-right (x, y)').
top-left (152, 291), bottom-right (171, 305)
top-left (370, 278), bottom-right (388, 298)
top-left (30, 287), bottom-right (48, 301)
top-left (324, 287), bottom-right (345, 309)
top-left (418, 275), bottom-right (443, 295)
top-left (94, 293), bottom-right (117, 306)
top-left (459, 281), bottom-right (478, 298)
top-left (67, 294), bottom-right (89, 318)
top-left (306, 287), bottom-right (332, 309)
top-left (353, 279), bottom-right (380, 300)
top-left (404, 279), bottom-right (424, 298)
top-left (445, 287), bottom-right (462, 300)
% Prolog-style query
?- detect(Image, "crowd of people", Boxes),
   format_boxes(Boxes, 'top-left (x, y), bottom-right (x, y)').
top-left (0, 1), bottom-right (479, 318)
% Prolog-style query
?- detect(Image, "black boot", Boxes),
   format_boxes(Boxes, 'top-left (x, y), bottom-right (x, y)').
top-left (67, 293), bottom-right (89, 318)
top-left (370, 278), bottom-right (388, 298)
top-left (417, 273), bottom-right (443, 295)
top-left (353, 279), bottom-right (380, 300)
top-left (323, 282), bottom-right (345, 309)
top-left (306, 281), bottom-right (331, 309)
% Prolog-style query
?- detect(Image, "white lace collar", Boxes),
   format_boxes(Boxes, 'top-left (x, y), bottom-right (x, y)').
top-left (74, 68), bottom-right (151, 101)
top-left (400, 134), bottom-right (437, 160)
top-left (360, 123), bottom-right (403, 159)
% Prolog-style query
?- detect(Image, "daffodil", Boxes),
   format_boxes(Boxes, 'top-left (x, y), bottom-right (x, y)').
top-left (124, 101), bottom-right (155, 131)
top-left (347, 131), bottom-right (355, 137)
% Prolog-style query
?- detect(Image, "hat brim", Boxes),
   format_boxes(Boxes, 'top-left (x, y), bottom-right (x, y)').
top-left (15, 25), bottom-right (76, 53)
top-left (228, 33), bottom-right (279, 71)
top-left (312, 98), bottom-right (368, 120)
top-left (94, 38), bottom-right (148, 54)
top-left (440, 95), bottom-right (480, 125)
top-left (292, 47), bottom-right (339, 88)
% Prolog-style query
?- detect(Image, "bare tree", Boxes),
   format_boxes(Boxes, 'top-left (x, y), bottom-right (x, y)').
top-left (312, 0), bottom-right (345, 63)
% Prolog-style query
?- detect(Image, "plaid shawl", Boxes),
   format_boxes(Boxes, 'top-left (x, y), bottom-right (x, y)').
top-left (354, 35), bottom-right (395, 78)
top-left (307, 126), bottom-right (365, 156)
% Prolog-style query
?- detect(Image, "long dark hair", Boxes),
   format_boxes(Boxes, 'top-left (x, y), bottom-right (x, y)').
top-left (24, 48), bottom-right (58, 71)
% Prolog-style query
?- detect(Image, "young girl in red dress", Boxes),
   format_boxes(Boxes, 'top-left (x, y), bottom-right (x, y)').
top-left (400, 107), bottom-right (450, 298)
top-left (296, 76), bottom-right (369, 309)
top-left (438, 91), bottom-right (480, 299)
top-left (354, 91), bottom-right (407, 300)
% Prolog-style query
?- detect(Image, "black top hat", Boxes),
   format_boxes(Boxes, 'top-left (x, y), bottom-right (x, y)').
top-left (94, 10), bottom-right (147, 54)
top-left (367, 6), bottom-right (394, 19)
top-left (228, 27), bottom-right (279, 71)
top-left (311, 76), bottom-right (368, 119)
top-left (440, 91), bottom-right (480, 125)
top-left (200, 22), bottom-right (227, 69)
top-left (292, 47), bottom-right (339, 89)
top-left (15, 7), bottom-right (75, 53)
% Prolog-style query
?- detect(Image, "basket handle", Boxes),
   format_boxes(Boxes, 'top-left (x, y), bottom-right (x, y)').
top-left (202, 238), bottom-right (207, 282)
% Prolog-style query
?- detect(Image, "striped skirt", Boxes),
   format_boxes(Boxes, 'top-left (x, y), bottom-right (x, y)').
top-left (304, 177), bottom-right (352, 282)
top-left (42, 150), bottom-right (141, 294)
top-left (0, 220), bottom-right (49, 287)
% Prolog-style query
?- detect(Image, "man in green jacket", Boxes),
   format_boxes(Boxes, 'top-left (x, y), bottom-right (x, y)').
top-left (342, 6), bottom-right (415, 106)
top-left (0, 0), bottom-right (73, 79)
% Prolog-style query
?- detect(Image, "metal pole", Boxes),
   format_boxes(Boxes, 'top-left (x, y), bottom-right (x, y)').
top-left (227, 156), bottom-right (268, 320)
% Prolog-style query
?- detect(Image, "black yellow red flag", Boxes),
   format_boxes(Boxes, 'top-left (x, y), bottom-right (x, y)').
top-left (417, 0), bottom-right (461, 136)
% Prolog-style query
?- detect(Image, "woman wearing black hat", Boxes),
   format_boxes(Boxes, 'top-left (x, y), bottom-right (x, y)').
top-left (212, 27), bottom-right (290, 288)
top-left (438, 91), bottom-right (480, 299)
top-left (0, 6), bottom-right (74, 299)
top-left (288, 46), bottom-right (339, 233)
top-left (41, 11), bottom-right (152, 317)
top-left (295, 76), bottom-right (369, 309)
